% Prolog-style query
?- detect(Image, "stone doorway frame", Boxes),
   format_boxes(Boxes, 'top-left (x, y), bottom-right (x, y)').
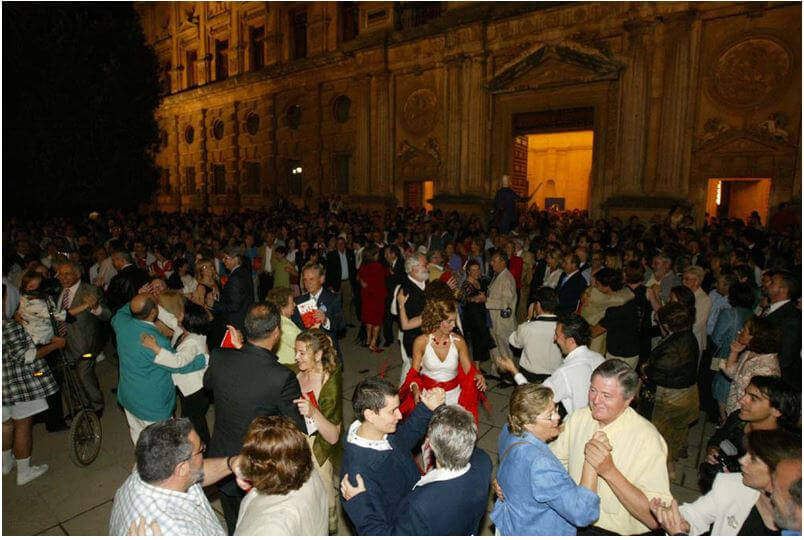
top-left (487, 41), bottom-right (624, 219)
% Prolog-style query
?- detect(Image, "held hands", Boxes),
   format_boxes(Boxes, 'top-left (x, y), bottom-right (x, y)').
top-left (84, 292), bottom-right (100, 310)
top-left (340, 473), bottom-right (366, 501)
top-left (420, 387), bottom-right (446, 411)
top-left (650, 498), bottom-right (690, 536)
top-left (584, 431), bottom-right (614, 477)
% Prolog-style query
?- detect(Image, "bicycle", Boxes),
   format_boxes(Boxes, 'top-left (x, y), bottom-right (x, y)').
top-left (45, 296), bottom-right (103, 466)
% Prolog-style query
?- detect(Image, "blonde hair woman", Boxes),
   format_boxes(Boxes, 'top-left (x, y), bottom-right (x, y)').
top-left (292, 328), bottom-right (342, 534)
top-left (490, 384), bottom-right (600, 535)
top-left (398, 299), bottom-right (486, 423)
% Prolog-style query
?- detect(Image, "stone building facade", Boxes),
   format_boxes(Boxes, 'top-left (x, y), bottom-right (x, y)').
top-left (136, 1), bottom-right (801, 221)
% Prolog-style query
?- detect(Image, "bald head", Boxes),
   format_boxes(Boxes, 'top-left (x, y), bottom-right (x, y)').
top-left (131, 294), bottom-right (157, 321)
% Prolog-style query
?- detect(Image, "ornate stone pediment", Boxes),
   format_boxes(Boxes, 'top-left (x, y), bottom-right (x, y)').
top-left (396, 138), bottom-right (441, 183)
top-left (487, 40), bottom-right (623, 93)
top-left (695, 129), bottom-right (797, 155)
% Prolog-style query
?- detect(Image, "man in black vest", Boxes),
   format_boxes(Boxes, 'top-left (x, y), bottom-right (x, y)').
top-left (396, 253), bottom-right (429, 383)
top-left (763, 270), bottom-right (801, 389)
top-left (382, 245), bottom-right (405, 347)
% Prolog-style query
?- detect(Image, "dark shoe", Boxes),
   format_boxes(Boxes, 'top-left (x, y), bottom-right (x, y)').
top-left (383, 340), bottom-right (393, 348)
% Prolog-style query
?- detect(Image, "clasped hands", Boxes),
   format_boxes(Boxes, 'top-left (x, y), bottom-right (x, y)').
top-left (584, 430), bottom-right (614, 477)
top-left (410, 385), bottom-right (447, 411)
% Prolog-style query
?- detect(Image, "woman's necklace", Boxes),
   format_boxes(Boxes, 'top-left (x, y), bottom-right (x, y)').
top-left (432, 332), bottom-right (450, 347)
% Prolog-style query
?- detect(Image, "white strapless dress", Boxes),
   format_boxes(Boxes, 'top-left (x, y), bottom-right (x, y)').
top-left (421, 334), bottom-right (461, 406)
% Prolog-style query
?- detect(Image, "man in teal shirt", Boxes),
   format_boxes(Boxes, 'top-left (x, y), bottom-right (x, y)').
top-left (112, 294), bottom-right (205, 444)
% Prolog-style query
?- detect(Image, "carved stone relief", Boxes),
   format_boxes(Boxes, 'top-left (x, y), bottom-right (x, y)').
top-left (396, 137), bottom-right (441, 183)
top-left (709, 37), bottom-right (792, 108)
top-left (401, 88), bottom-right (438, 135)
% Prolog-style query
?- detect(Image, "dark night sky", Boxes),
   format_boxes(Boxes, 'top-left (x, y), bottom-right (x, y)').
top-left (3, 2), bottom-right (162, 215)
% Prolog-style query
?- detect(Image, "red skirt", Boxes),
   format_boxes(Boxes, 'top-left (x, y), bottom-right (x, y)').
top-left (398, 362), bottom-right (486, 424)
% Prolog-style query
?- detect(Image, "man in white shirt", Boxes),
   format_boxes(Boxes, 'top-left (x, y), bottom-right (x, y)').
top-left (89, 246), bottom-right (117, 291)
top-left (498, 313), bottom-right (604, 415)
top-left (507, 286), bottom-right (563, 382)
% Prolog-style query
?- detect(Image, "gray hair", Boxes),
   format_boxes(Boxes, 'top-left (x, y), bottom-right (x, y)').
top-left (427, 405), bottom-right (477, 471)
top-left (135, 418), bottom-right (194, 484)
top-left (405, 254), bottom-right (426, 275)
top-left (111, 250), bottom-right (133, 263)
top-left (591, 359), bottom-right (640, 400)
top-left (683, 265), bottom-right (705, 282)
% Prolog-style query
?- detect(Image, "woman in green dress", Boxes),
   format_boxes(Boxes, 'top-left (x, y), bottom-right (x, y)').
top-left (293, 328), bottom-right (343, 534)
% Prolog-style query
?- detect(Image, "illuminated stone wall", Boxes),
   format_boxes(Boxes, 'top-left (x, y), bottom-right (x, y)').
top-left (136, 1), bottom-right (801, 221)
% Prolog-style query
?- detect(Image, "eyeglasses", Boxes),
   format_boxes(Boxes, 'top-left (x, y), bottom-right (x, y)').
top-left (189, 443), bottom-right (206, 458)
top-left (536, 410), bottom-right (560, 423)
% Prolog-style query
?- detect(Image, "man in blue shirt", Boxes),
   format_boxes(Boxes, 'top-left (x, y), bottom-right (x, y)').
top-left (341, 405), bottom-right (492, 535)
top-left (339, 377), bottom-right (444, 534)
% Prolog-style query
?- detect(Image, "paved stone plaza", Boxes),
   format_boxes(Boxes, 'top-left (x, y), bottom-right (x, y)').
top-left (3, 327), bottom-right (711, 535)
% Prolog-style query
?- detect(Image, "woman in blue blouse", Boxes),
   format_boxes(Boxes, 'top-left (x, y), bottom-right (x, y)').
top-left (490, 384), bottom-right (601, 535)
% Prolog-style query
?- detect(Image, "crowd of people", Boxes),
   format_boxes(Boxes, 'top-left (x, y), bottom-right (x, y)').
top-left (2, 196), bottom-right (802, 536)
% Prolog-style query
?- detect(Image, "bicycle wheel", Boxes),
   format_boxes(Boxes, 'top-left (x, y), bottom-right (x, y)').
top-left (68, 409), bottom-right (102, 466)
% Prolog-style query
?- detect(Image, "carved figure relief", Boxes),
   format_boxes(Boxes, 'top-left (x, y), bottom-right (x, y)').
top-left (700, 117), bottom-right (731, 144)
top-left (756, 112), bottom-right (789, 142)
top-left (401, 88), bottom-right (438, 135)
top-left (710, 37), bottom-right (791, 108)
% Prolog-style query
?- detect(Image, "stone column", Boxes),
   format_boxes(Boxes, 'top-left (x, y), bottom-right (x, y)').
top-left (654, 11), bottom-right (697, 194)
top-left (461, 55), bottom-right (486, 193)
top-left (354, 75), bottom-right (371, 194)
top-left (619, 19), bottom-right (655, 194)
top-left (230, 102), bottom-right (241, 209)
top-left (442, 55), bottom-right (464, 195)
top-left (173, 115), bottom-right (181, 210)
top-left (229, 4), bottom-right (242, 76)
top-left (199, 108), bottom-right (209, 210)
top-left (370, 71), bottom-right (392, 195)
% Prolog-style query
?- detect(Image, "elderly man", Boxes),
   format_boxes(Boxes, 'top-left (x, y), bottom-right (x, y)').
top-left (487, 251), bottom-right (517, 362)
top-left (341, 405), bottom-right (492, 535)
top-left (55, 261), bottom-right (111, 415)
top-left (109, 418), bottom-right (238, 535)
top-left (394, 253), bottom-right (429, 383)
top-left (681, 265), bottom-right (711, 355)
top-left (771, 457), bottom-right (802, 535)
top-left (646, 252), bottom-right (680, 306)
top-left (549, 359), bottom-right (673, 535)
top-left (112, 294), bottom-right (205, 444)
top-left (211, 245), bottom-right (254, 348)
top-left (292, 261), bottom-right (344, 360)
top-left (106, 250), bottom-right (149, 315)
top-left (339, 377), bottom-right (445, 535)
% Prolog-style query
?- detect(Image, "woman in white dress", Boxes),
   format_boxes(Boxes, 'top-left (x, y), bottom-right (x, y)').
top-left (399, 299), bottom-right (486, 423)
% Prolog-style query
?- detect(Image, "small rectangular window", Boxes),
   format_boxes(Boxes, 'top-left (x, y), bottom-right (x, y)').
top-left (245, 162), bottom-right (261, 194)
top-left (186, 50), bottom-right (197, 88)
top-left (249, 26), bottom-right (265, 70)
top-left (215, 39), bottom-right (229, 81)
top-left (341, 2), bottom-right (359, 41)
top-left (213, 164), bottom-right (226, 194)
top-left (185, 167), bottom-right (196, 193)
top-left (334, 154), bottom-right (350, 194)
top-left (291, 11), bottom-right (307, 60)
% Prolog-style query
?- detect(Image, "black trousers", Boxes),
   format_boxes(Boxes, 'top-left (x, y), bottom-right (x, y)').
top-left (219, 488), bottom-right (245, 535)
top-left (178, 388), bottom-right (211, 446)
top-left (40, 350), bottom-right (66, 429)
top-left (382, 297), bottom-right (395, 343)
